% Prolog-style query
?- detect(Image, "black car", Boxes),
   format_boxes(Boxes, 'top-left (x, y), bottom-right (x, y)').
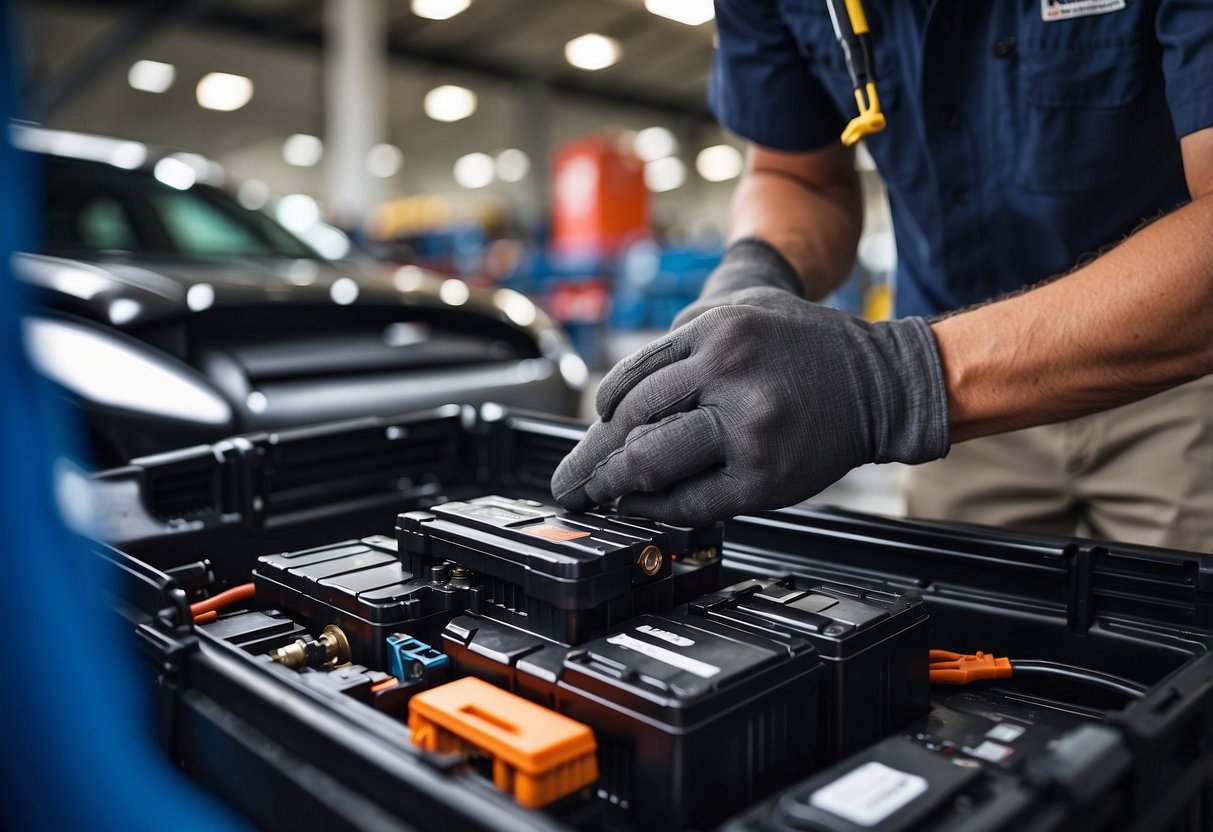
top-left (14, 128), bottom-right (584, 467)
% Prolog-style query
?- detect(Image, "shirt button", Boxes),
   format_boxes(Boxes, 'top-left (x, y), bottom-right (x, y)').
top-left (950, 187), bottom-right (970, 205)
top-left (941, 108), bottom-right (960, 130)
top-left (993, 37), bottom-right (1017, 58)
top-left (978, 271), bottom-right (997, 289)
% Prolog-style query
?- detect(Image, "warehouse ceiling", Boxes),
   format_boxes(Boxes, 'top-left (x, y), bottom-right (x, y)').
top-left (28, 0), bottom-right (717, 122)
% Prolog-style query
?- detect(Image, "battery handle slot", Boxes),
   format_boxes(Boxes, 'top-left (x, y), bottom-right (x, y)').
top-left (460, 704), bottom-right (521, 734)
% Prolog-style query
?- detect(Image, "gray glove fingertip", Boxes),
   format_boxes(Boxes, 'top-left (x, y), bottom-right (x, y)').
top-left (595, 330), bottom-right (693, 420)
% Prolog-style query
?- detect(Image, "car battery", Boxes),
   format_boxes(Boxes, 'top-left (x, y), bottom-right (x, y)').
top-left (197, 609), bottom-right (311, 656)
top-left (726, 699), bottom-right (1131, 831)
top-left (688, 575), bottom-right (930, 764)
top-left (253, 535), bottom-right (476, 667)
top-left (397, 496), bottom-right (685, 645)
top-left (441, 611), bottom-right (823, 832)
top-left (579, 509), bottom-right (725, 604)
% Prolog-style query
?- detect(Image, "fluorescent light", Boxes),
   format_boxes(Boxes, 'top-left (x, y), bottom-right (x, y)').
top-left (283, 133), bottom-right (323, 167)
top-left (564, 34), bottom-right (621, 71)
top-left (195, 72), bottom-right (253, 112)
top-left (644, 0), bottom-right (714, 26)
top-left (424, 85), bottom-right (477, 122)
top-left (237, 179), bottom-right (270, 210)
top-left (695, 144), bottom-right (744, 182)
top-left (634, 126), bottom-right (677, 162)
top-left (411, 0), bottom-right (472, 20)
top-left (494, 148), bottom-right (530, 183)
top-left (645, 156), bottom-right (686, 192)
top-left (153, 156), bottom-right (196, 190)
top-left (366, 143), bottom-right (403, 178)
top-left (128, 60), bottom-right (175, 93)
top-left (275, 193), bottom-right (321, 232)
top-left (453, 152), bottom-right (494, 189)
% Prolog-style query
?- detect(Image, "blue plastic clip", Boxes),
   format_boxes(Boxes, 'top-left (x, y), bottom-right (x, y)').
top-left (385, 634), bottom-right (450, 682)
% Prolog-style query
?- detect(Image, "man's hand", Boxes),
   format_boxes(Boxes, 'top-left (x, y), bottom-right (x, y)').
top-left (550, 289), bottom-right (950, 526)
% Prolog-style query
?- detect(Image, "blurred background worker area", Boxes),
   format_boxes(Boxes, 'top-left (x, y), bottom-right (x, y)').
top-left (10, 0), bottom-right (1211, 553)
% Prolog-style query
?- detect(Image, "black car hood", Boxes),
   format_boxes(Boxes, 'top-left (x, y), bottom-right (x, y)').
top-left (12, 252), bottom-right (449, 328)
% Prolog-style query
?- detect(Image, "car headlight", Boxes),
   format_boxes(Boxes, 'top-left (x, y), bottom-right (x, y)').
top-left (22, 316), bottom-right (232, 425)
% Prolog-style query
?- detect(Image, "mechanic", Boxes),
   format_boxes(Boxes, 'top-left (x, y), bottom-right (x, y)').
top-left (551, 0), bottom-right (1213, 550)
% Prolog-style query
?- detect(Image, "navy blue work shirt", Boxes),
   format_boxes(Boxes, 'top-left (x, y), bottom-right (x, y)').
top-left (710, 0), bottom-right (1213, 317)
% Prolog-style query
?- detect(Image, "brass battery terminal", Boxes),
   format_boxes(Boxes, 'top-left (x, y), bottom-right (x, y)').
top-left (637, 545), bottom-right (664, 577)
top-left (271, 624), bottom-right (352, 669)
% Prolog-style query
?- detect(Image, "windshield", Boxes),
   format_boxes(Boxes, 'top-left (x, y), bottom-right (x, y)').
top-left (40, 156), bottom-right (320, 260)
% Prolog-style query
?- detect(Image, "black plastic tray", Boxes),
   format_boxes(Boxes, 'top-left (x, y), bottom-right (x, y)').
top-left (90, 405), bottom-right (1213, 832)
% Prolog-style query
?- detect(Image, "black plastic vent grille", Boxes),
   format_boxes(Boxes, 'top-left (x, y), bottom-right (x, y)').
top-left (482, 574), bottom-right (527, 614)
top-left (145, 462), bottom-right (217, 522)
top-left (262, 418), bottom-right (464, 517)
top-left (510, 431), bottom-right (576, 492)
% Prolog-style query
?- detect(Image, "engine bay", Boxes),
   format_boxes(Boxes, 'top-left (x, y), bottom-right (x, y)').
top-left (98, 408), bottom-right (1213, 831)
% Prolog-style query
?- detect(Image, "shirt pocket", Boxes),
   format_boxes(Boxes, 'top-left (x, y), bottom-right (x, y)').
top-left (1014, 37), bottom-right (1144, 194)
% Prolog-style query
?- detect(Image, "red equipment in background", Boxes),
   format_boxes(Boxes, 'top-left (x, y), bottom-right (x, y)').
top-left (551, 132), bottom-right (649, 257)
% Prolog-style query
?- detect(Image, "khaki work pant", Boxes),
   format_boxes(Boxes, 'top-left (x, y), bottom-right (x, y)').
top-left (904, 376), bottom-right (1213, 553)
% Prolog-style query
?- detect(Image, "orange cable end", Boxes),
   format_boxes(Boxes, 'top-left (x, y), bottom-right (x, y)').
top-left (190, 582), bottom-right (256, 619)
top-left (371, 677), bottom-right (400, 694)
top-left (928, 650), bottom-right (1013, 685)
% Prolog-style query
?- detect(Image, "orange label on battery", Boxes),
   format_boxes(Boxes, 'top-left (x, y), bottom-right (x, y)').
top-left (523, 524), bottom-right (590, 541)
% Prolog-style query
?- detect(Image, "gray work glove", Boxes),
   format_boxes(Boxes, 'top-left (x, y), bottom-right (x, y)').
top-left (678, 237), bottom-right (806, 319)
top-left (550, 287), bottom-right (950, 526)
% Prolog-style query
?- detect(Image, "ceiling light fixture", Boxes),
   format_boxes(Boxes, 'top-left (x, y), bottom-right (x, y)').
top-left (495, 148), bottom-right (530, 183)
top-left (411, 0), bottom-right (472, 20)
top-left (644, 156), bottom-right (686, 193)
top-left (633, 126), bottom-right (678, 162)
top-left (644, 0), bottom-right (714, 26)
top-left (283, 133), bottom-right (324, 167)
top-left (424, 84), bottom-right (477, 122)
top-left (366, 143), bottom-right (404, 178)
top-left (195, 72), bottom-right (254, 111)
top-left (127, 60), bottom-right (175, 93)
top-left (695, 144), bottom-right (744, 182)
top-left (564, 34), bottom-right (621, 71)
top-left (453, 152), bottom-right (495, 189)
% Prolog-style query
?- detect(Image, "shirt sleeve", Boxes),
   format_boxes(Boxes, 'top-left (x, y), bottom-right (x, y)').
top-left (1156, 0), bottom-right (1213, 138)
top-left (709, 0), bottom-right (846, 151)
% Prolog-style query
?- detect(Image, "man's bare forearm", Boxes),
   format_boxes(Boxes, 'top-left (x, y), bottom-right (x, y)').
top-left (933, 193), bottom-right (1213, 443)
top-left (730, 144), bottom-right (863, 301)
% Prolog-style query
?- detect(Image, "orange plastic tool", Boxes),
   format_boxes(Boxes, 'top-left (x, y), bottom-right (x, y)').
top-left (929, 650), bottom-right (1013, 685)
top-left (408, 677), bottom-right (598, 808)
